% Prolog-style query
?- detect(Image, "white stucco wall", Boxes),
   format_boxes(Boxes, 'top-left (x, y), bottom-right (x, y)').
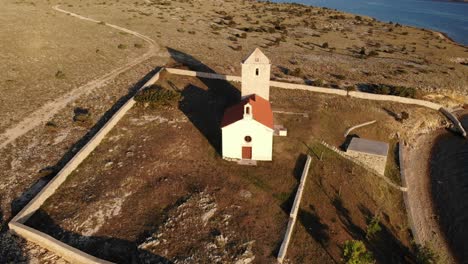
top-left (222, 119), bottom-right (273, 161)
top-left (241, 63), bottom-right (271, 100)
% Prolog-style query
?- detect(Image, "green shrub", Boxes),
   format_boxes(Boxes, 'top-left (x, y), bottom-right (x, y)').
top-left (134, 85), bottom-right (180, 107)
top-left (55, 70), bottom-right (66, 79)
top-left (365, 215), bottom-right (382, 239)
top-left (368, 50), bottom-right (379, 57)
top-left (414, 244), bottom-right (438, 264)
top-left (343, 240), bottom-right (374, 264)
top-left (369, 84), bottom-right (418, 98)
top-left (290, 68), bottom-right (306, 78)
top-left (73, 108), bottom-right (92, 125)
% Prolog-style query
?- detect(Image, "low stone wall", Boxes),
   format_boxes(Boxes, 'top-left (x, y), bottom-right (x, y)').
top-left (344, 120), bottom-right (377, 138)
top-left (398, 141), bottom-right (419, 242)
top-left (320, 141), bottom-right (407, 192)
top-left (277, 155), bottom-right (312, 263)
top-left (164, 68), bottom-right (466, 137)
top-left (8, 68), bottom-right (164, 264)
top-left (440, 107), bottom-right (467, 137)
top-left (165, 68), bottom-right (241, 82)
top-left (9, 222), bottom-right (112, 264)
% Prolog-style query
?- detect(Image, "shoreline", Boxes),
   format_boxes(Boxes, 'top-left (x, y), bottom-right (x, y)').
top-left (265, 0), bottom-right (468, 47)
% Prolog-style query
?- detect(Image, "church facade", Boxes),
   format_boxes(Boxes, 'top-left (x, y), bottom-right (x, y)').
top-left (221, 48), bottom-right (274, 161)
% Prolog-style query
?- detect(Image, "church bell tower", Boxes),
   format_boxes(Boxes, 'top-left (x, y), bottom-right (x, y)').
top-left (241, 48), bottom-right (271, 100)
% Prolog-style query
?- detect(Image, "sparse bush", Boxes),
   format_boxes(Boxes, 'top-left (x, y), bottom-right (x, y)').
top-left (414, 243), bottom-right (438, 264)
top-left (365, 215), bottom-right (381, 239)
top-left (45, 121), bottom-right (58, 132)
top-left (117, 44), bottom-right (127, 49)
top-left (401, 111), bottom-right (410, 121)
top-left (55, 70), bottom-right (66, 79)
top-left (360, 47), bottom-right (366, 55)
top-left (342, 240), bottom-right (374, 264)
top-left (368, 50), bottom-right (379, 57)
top-left (98, 21), bottom-right (106, 25)
top-left (367, 84), bottom-right (418, 98)
top-left (134, 43), bottom-right (143, 48)
top-left (290, 68), bottom-right (306, 78)
top-left (313, 79), bottom-right (326, 87)
top-left (134, 85), bottom-right (180, 107)
top-left (73, 108), bottom-right (92, 125)
top-left (322, 42), bottom-right (329, 48)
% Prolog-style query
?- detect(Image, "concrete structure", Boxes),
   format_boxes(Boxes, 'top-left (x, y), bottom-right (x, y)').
top-left (277, 155), bottom-right (312, 263)
top-left (221, 94), bottom-right (274, 161)
top-left (346, 137), bottom-right (389, 175)
top-left (241, 48), bottom-right (271, 100)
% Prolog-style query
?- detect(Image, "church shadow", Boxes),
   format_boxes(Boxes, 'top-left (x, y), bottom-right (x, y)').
top-left (167, 47), bottom-right (240, 154)
top-left (26, 209), bottom-right (173, 264)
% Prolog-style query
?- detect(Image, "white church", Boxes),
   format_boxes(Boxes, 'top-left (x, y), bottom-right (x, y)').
top-left (221, 48), bottom-right (275, 161)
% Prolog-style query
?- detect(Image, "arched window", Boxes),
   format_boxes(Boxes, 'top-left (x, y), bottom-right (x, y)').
top-left (245, 106), bottom-right (250, 114)
top-left (244, 136), bottom-right (252, 142)
top-left (255, 68), bottom-right (259, 76)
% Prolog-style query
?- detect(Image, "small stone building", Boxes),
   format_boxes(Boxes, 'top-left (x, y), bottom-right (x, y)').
top-left (346, 137), bottom-right (389, 175)
top-left (221, 48), bottom-right (274, 161)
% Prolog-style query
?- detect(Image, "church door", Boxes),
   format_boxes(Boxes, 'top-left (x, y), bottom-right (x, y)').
top-left (242, 146), bottom-right (252, 160)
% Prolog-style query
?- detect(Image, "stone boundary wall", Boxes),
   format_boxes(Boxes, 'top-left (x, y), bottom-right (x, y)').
top-left (277, 155), bottom-right (312, 263)
top-left (165, 68), bottom-right (241, 82)
top-left (163, 68), bottom-right (466, 137)
top-left (440, 107), bottom-right (467, 137)
top-left (320, 141), bottom-right (407, 192)
top-left (344, 120), bottom-right (377, 138)
top-left (398, 141), bottom-right (419, 242)
top-left (8, 68), bottom-right (164, 264)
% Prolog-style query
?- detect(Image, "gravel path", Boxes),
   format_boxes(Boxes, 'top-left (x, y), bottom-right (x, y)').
top-left (403, 133), bottom-right (456, 264)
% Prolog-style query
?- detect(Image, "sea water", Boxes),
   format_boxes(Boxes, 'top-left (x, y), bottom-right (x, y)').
top-left (270, 0), bottom-right (468, 46)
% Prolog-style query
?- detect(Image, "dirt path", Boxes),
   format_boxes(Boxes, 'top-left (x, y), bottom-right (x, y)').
top-left (0, 5), bottom-right (161, 150)
top-left (403, 134), bottom-right (456, 264)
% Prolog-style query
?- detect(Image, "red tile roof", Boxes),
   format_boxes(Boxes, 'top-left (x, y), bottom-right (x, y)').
top-left (221, 94), bottom-right (273, 129)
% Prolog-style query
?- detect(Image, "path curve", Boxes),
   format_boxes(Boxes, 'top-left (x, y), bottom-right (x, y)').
top-left (344, 120), bottom-right (377, 138)
top-left (0, 5), bottom-right (160, 150)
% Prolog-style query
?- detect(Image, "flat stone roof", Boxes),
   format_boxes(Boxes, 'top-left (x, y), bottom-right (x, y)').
top-left (347, 138), bottom-right (389, 157)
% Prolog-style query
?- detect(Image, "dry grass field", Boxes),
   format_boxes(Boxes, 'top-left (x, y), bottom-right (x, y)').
top-left (0, 0), bottom-right (465, 262)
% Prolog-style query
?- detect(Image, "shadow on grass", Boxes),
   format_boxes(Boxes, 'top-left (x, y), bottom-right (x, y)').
top-left (299, 205), bottom-right (330, 245)
top-left (167, 47), bottom-right (240, 154)
top-left (26, 209), bottom-right (172, 264)
top-left (0, 206), bottom-right (30, 263)
top-left (331, 195), bottom-right (365, 239)
top-left (358, 204), bottom-right (416, 264)
top-left (339, 134), bottom-right (359, 151)
top-left (280, 154), bottom-right (308, 214)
